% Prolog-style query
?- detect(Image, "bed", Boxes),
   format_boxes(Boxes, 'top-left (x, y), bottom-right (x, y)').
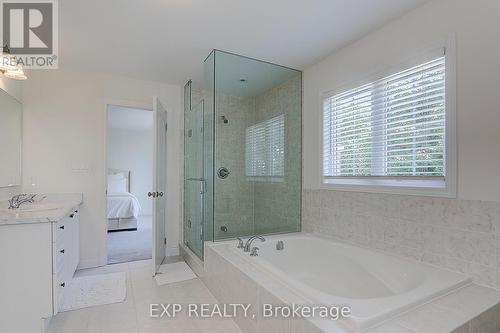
top-left (107, 169), bottom-right (141, 232)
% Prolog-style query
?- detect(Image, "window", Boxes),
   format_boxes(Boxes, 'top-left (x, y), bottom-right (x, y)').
top-left (322, 55), bottom-right (453, 193)
top-left (246, 114), bottom-right (285, 180)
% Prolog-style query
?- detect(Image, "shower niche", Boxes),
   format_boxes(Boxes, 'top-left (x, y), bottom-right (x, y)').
top-left (184, 50), bottom-right (302, 259)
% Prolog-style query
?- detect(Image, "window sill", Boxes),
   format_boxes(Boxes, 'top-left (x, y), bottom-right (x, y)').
top-left (321, 178), bottom-right (456, 198)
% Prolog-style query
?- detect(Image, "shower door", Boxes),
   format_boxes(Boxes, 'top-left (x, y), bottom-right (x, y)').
top-left (184, 99), bottom-right (205, 258)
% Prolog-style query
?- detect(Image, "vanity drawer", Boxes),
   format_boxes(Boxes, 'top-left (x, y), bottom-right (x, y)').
top-left (53, 241), bottom-right (67, 275)
top-left (53, 273), bottom-right (68, 314)
top-left (53, 219), bottom-right (68, 243)
top-left (52, 208), bottom-right (79, 243)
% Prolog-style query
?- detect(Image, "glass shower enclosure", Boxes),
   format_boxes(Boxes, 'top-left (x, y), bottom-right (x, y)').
top-left (184, 50), bottom-right (302, 259)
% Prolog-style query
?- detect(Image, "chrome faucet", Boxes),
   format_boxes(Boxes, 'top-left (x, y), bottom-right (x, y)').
top-left (244, 235), bottom-right (265, 252)
top-left (236, 237), bottom-right (244, 249)
top-left (8, 193), bottom-right (38, 209)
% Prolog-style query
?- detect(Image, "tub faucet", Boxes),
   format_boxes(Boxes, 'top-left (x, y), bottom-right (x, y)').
top-left (244, 235), bottom-right (265, 252)
top-left (8, 193), bottom-right (38, 209)
top-left (236, 237), bottom-right (244, 249)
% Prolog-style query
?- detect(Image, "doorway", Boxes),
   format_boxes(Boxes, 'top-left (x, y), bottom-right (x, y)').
top-left (106, 104), bottom-right (153, 264)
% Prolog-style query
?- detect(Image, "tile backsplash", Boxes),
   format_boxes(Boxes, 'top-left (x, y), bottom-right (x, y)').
top-left (303, 189), bottom-right (500, 288)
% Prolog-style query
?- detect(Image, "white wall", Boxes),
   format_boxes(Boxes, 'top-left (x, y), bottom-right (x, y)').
top-left (107, 127), bottom-right (153, 215)
top-left (0, 78), bottom-right (23, 201)
top-left (303, 0), bottom-right (500, 202)
top-left (0, 77), bottom-right (22, 101)
top-left (22, 68), bottom-right (182, 268)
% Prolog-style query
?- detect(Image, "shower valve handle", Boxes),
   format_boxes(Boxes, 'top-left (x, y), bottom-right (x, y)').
top-left (217, 167), bottom-right (230, 179)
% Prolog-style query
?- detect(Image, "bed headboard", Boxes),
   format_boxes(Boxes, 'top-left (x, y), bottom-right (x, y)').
top-left (107, 168), bottom-right (131, 192)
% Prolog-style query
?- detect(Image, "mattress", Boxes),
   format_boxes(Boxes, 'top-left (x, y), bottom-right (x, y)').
top-left (107, 192), bottom-right (141, 219)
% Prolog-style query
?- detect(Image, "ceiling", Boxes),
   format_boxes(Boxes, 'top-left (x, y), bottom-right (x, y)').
top-left (107, 105), bottom-right (153, 131)
top-left (59, 0), bottom-right (429, 86)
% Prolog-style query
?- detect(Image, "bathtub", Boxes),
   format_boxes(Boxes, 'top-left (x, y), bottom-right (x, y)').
top-left (211, 233), bottom-right (471, 331)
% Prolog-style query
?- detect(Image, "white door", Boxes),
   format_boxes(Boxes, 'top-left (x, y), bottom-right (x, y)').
top-left (152, 96), bottom-right (167, 275)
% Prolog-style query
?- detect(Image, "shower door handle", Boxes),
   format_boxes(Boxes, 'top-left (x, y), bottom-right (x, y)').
top-left (200, 180), bottom-right (206, 195)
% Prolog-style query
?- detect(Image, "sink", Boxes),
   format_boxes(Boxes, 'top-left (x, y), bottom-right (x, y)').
top-left (0, 203), bottom-right (62, 213)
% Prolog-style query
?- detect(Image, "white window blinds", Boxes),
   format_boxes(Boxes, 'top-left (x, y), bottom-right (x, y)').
top-left (246, 114), bottom-right (285, 178)
top-left (323, 57), bottom-right (446, 181)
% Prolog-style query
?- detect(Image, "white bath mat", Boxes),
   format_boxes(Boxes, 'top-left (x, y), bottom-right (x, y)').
top-left (154, 262), bottom-right (197, 286)
top-left (59, 272), bottom-right (127, 312)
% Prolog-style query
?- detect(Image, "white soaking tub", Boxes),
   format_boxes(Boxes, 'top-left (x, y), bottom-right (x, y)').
top-left (222, 233), bottom-right (471, 331)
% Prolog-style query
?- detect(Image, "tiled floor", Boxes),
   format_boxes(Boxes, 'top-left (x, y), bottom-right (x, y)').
top-left (107, 215), bottom-right (152, 264)
top-left (48, 259), bottom-right (242, 333)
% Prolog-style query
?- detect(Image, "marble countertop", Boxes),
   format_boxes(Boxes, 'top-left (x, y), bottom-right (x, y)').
top-left (0, 193), bottom-right (83, 226)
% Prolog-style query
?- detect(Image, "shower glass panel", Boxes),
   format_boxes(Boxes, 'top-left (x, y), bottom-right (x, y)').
top-left (183, 50), bottom-right (302, 257)
top-left (213, 50), bottom-right (302, 240)
top-left (183, 81), bottom-right (205, 258)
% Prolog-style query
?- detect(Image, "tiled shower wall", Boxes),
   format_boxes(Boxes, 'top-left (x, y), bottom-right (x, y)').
top-left (214, 93), bottom-right (256, 239)
top-left (214, 75), bottom-right (302, 239)
top-left (303, 189), bottom-right (500, 288)
top-left (253, 75), bottom-right (302, 235)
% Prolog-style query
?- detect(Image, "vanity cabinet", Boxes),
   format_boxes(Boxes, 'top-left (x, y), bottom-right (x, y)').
top-left (52, 208), bottom-right (80, 314)
top-left (0, 198), bottom-right (82, 333)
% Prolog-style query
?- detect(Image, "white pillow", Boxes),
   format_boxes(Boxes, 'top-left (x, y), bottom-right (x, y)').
top-left (108, 174), bottom-right (127, 193)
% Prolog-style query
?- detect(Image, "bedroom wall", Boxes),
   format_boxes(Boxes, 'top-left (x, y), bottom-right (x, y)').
top-left (21, 68), bottom-right (182, 268)
top-left (107, 127), bottom-right (153, 215)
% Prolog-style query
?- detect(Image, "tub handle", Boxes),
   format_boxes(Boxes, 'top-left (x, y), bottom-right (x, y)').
top-left (250, 247), bottom-right (259, 256)
top-left (236, 237), bottom-right (244, 249)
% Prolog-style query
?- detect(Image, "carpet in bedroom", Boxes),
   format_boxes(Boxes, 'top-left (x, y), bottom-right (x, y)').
top-left (107, 215), bottom-right (152, 264)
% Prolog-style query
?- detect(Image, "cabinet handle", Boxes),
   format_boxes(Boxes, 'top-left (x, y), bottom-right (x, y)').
top-left (59, 225), bottom-right (65, 230)
top-left (69, 214), bottom-right (74, 218)
top-left (60, 282), bottom-right (65, 287)
top-left (60, 249), bottom-right (65, 254)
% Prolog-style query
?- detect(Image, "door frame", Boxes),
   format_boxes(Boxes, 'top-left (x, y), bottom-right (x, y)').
top-left (102, 98), bottom-right (154, 266)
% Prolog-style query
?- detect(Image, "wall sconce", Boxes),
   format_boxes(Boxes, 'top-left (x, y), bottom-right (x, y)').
top-left (0, 45), bottom-right (27, 80)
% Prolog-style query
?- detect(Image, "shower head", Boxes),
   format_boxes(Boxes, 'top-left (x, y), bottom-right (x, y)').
top-left (221, 115), bottom-right (229, 124)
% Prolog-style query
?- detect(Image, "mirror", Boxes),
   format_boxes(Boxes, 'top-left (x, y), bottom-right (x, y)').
top-left (0, 88), bottom-right (22, 188)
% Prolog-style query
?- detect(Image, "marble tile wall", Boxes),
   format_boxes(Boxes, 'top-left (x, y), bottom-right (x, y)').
top-left (253, 75), bottom-right (302, 235)
top-left (214, 93), bottom-right (256, 239)
top-left (213, 74), bottom-right (302, 239)
top-left (303, 190), bottom-right (500, 288)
